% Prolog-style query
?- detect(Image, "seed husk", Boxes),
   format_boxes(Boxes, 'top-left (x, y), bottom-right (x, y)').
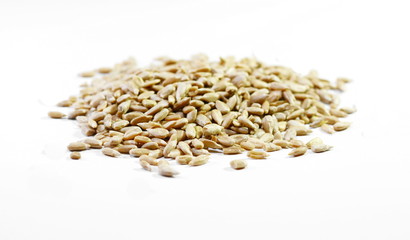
top-left (230, 159), bottom-right (247, 170)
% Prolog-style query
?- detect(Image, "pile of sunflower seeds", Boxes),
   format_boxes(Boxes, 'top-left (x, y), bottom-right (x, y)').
top-left (49, 55), bottom-right (355, 177)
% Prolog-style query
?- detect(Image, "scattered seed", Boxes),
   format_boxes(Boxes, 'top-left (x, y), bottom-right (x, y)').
top-left (230, 159), bottom-right (247, 170)
top-left (70, 152), bottom-right (81, 160)
top-left (48, 111), bottom-right (66, 119)
top-left (311, 144), bottom-right (332, 153)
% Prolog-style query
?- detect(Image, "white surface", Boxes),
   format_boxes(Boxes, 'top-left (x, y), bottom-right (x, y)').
top-left (1, 0), bottom-right (410, 239)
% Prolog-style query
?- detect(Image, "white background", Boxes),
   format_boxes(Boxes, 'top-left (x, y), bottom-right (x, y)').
top-left (1, 0), bottom-right (410, 239)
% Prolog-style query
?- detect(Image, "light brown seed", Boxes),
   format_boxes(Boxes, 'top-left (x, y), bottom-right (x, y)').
top-left (311, 144), bottom-right (332, 153)
top-left (203, 124), bottom-right (223, 137)
top-left (67, 142), bottom-right (89, 151)
top-left (176, 155), bottom-right (194, 165)
top-left (223, 146), bottom-right (243, 155)
top-left (80, 71), bottom-right (95, 77)
top-left (191, 139), bottom-right (204, 149)
top-left (70, 152), bottom-right (81, 160)
top-left (158, 164), bottom-right (179, 177)
top-left (178, 141), bottom-right (193, 156)
top-left (48, 111), bottom-right (66, 119)
top-left (189, 155), bottom-right (209, 166)
top-left (230, 159), bottom-right (247, 170)
top-left (102, 147), bottom-right (121, 157)
top-left (321, 124), bottom-right (335, 134)
top-left (147, 128), bottom-right (169, 138)
top-left (288, 146), bottom-right (308, 157)
top-left (139, 160), bottom-right (152, 171)
top-left (83, 138), bottom-right (102, 149)
top-left (333, 122), bottom-right (351, 131)
top-left (130, 148), bottom-right (150, 157)
top-left (306, 137), bottom-right (323, 149)
top-left (240, 141), bottom-right (255, 151)
top-left (140, 154), bottom-right (158, 166)
top-left (247, 150), bottom-right (269, 159)
top-left (263, 143), bottom-right (281, 152)
top-left (217, 135), bottom-right (235, 147)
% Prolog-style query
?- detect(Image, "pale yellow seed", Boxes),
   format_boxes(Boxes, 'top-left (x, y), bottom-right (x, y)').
top-left (139, 160), bottom-right (152, 171)
top-left (67, 142), bottom-right (89, 151)
top-left (288, 147), bottom-right (308, 157)
top-left (247, 150), bottom-right (269, 159)
top-left (189, 155), bottom-right (209, 166)
top-left (48, 111), bottom-right (66, 119)
top-left (311, 144), bottom-right (332, 153)
top-left (230, 159), bottom-right (247, 170)
top-left (102, 148), bottom-right (121, 157)
top-left (333, 122), bottom-right (351, 131)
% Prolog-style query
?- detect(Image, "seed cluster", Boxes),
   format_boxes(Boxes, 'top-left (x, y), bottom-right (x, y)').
top-left (50, 55), bottom-right (355, 177)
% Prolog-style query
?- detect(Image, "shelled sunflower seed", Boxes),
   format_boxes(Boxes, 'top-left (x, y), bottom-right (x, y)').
top-left (51, 55), bottom-right (355, 177)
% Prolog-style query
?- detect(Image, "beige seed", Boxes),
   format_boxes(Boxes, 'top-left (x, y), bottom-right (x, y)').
top-left (215, 100), bottom-right (230, 114)
top-left (201, 139), bottom-right (223, 149)
top-left (189, 155), bottom-right (209, 166)
top-left (83, 138), bottom-right (102, 149)
top-left (158, 164), bottom-right (179, 177)
top-left (147, 128), bottom-right (169, 138)
top-left (48, 111), bottom-right (66, 119)
top-left (130, 148), bottom-right (150, 157)
top-left (67, 142), bottom-right (89, 151)
top-left (223, 146), bottom-right (243, 155)
top-left (70, 152), bottom-right (81, 160)
top-left (217, 135), bottom-right (235, 147)
top-left (288, 147), bottom-right (308, 157)
top-left (321, 124), bottom-right (335, 134)
top-left (247, 150), bottom-right (269, 159)
top-left (98, 67), bottom-right (112, 74)
top-left (176, 155), bottom-right (193, 165)
top-left (230, 159), bottom-right (247, 170)
top-left (311, 144), bottom-right (332, 153)
top-left (340, 106), bottom-right (357, 114)
top-left (240, 141), bottom-right (255, 151)
top-left (178, 141), bottom-right (193, 156)
top-left (191, 139), bottom-right (204, 149)
top-left (306, 137), bottom-right (323, 149)
top-left (80, 71), bottom-right (95, 77)
top-left (140, 154), bottom-right (158, 166)
top-left (263, 143), bottom-right (281, 152)
top-left (139, 160), bottom-right (152, 171)
top-left (102, 147), bottom-right (121, 157)
top-left (333, 122), bottom-right (351, 131)
top-left (203, 124), bottom-right (223, 137)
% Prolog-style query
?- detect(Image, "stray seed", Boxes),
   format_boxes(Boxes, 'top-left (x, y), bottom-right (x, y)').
top-left (311, 144), bottom-right (332, 153)
top-left (333, 122), bottom-right (351, 131)
top-left (48, 111), bottom-right (66, 119)
top-left (230, 159), bottom-right (247, 170)
top-left (70, 152), bottom-right (81, 160)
